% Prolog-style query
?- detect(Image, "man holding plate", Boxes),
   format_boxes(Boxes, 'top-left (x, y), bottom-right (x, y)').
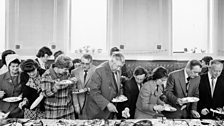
top-left (198, 59), bottom-right (224, 119)
top-left (164, 60), bottom-right (202, 119)
top-left (83, 52), bottom-right (125, 119)
top-left (71, 54), bottom-right (96, 119)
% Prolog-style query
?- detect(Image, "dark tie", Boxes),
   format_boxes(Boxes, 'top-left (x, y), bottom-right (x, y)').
top-left (84, 70), bottom-right (88, 83)
top-left (186, 77), bottom-right (190, 93)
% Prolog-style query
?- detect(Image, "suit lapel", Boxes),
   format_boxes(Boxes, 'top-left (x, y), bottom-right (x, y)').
top-left (104, 62), bottom-right (118, 93)
top-left (204, 74), bottom-right (212, 98)
top-left (213, 76), bottom-right (221, 98)
top-left (79, 69), bottom-right (84, 87)
top-left (179, 69), bottom-right (187, 97)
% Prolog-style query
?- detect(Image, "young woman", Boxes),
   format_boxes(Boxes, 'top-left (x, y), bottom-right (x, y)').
top-left (20, 59), bottom-right (46, 119)
top-left (135, 66), bottom-right (168, 119)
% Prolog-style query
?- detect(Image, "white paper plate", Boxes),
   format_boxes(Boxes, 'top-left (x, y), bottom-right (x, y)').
top-left (73, 89), bottom-right (87, 94)
top-left (4, 122), bottom-right (22, 126)
top-left (112, 95), bottom-right (128, 102)
top-left (57, 80), bottom-right (73, 85)
top-left (181, 97), bottom-right (199, 103)
top-left (3, 97), bottom-right (22, 102)
top-left (30, 94), bottom-right (44, 110)
top-left (163, 104), bottom-right (177, 112)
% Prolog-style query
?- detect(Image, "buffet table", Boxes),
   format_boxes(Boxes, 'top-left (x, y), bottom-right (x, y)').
top-left (1, 118), bottom-right (222, 126)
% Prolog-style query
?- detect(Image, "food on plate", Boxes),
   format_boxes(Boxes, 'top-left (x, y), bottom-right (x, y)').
top-left (181, 97), bottom-right (199, 103)
top-left (133, 120), bottom-right (153, 126)
top-left (163, 104), bottom-right (177, 112)
top-left (3, 97), bottom-right (22, 102)
top-left (114, 120), bottom-right (134, 126)
top-left (72, 88), bottom-right (88, 94)
top-left (112, 95), bottom-right (128, 102)
top-left (57, 80), bottom-right (73, 85)
top-left (82, 119), bottom-right (110, 126)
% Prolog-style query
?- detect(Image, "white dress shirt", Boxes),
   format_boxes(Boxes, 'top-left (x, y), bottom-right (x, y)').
top-left (208, 72), bottom-right (217, 97)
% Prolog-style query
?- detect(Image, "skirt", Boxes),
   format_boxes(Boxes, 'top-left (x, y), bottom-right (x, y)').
top-left (24, 108), bottom-right (45, 119)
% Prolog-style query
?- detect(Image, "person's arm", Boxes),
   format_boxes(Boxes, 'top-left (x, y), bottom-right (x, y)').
top-left (88, 70), bottom-right (110, 111)
top-left (164, 74), bottom-right (179, 105)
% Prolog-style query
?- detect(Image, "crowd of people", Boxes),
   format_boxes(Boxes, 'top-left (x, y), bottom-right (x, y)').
top-left (0, 46), bottom-right (224, 120)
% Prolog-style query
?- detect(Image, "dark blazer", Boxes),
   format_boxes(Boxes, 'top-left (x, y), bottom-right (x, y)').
top-left (197, 73), bottom-right (224, 119)
top-left (122, 77), bottom-right (140, 119)
top-left (20, 68), bottom-right (46, 111)
top-left (83, 61), bottom-right (120, 119)
top-left (164, 69), bottom-right (200, 119)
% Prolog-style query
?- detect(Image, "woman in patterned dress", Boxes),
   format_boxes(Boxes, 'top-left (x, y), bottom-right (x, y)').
top-left (20, 59), bottom-right (46, 119)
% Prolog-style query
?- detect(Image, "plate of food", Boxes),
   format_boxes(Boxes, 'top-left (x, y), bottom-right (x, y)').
top-left (163, 104), bottom-right (177, 112)
top-left (72, 88), bottom-right (88, 94)
top-left (181, 97), bottom-right (199, 103)
top-left (133, 120), bottom-right (153, 126)
top-left (3, 97), bottom-right (22, 103)
top-left (112, 95), bottom-right (128, 103)
top-left (82, 119), bottom-right (109, 126)
top-left (57, 80), bottom-right (73, 85)
top-left (4, 122), bottom-right (22, 126)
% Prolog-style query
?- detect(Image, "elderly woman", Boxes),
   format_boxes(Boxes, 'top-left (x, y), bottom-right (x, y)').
top-left (135, 66), bottom-right (168, 119)
top-left (0, 54), bottom-right (23, 118)
top-left (19, 59), bottom-right (46, 119)
top-left (41, 55), bottom-right (78, 119)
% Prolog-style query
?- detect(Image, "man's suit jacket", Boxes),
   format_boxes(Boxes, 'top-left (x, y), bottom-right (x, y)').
top-left (164, 69), bottom-right (200, 119)
top-left (197, 74), bottom-right (224, 119)
top-left (71, 65), bottom-right (96, 111)
top-left (83, 61), bottom-right (120, 119)
top-left (122, 77), bottom-right (140, 119)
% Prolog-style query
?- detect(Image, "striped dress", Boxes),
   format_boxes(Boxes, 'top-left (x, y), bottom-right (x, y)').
top-left (41, 68), bottom-right (75, 119)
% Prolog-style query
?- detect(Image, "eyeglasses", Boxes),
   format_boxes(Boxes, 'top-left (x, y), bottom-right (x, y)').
top-left (81, 62), bottom-right (91, 65)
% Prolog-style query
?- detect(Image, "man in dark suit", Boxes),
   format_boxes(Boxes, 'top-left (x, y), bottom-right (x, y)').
top-left (83, 52), bottom-right (125, 119)
top-left (121, 66), bottom-right (148, 119)
top-left (164, 60), bottom-right (202, 119)
top-left (197, 59), bottom-right (224, 119)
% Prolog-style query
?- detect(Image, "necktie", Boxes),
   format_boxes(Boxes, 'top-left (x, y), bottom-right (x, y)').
top-left (113, 71), bottom-right (120, 93)
top-left (211, 76), bottom-right (215, 97)
top-left (186, 77), bottom-right (190, 93)
top-left (211, 76), bottom-right (215, 87)
top-left (84, 70), bottom-right (88, 83)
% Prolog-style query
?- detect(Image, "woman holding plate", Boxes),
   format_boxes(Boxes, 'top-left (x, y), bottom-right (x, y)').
top-left (41, 55), bottom-right (78, 119)
top-left (0, 54), bottom-right (23, 118)
top-left (135, 66), bottom-right (168, 119)
top-left (19, 59), bottom-right (46, 119)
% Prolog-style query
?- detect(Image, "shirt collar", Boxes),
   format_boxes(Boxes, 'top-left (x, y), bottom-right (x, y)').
top-left (184, 68), bottom-right (189, 82)
top-left (37, 58), bottom-right (45, 69)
